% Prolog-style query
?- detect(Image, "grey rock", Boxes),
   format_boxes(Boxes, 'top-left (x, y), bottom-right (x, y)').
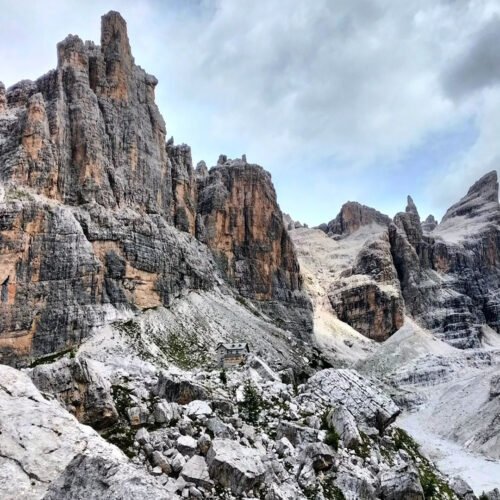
top-left (301, 442), bottom-right (335, 472)
top-left (379, 463), bottom-right (424, 500)
top-left (327, 406), bottom-right (362, 448)
top-left (298, 369), bottom-right (400, 433)
top-left (153, 400), bottom-right (180, 424)
top-left (151, 451), bottom-right (171, 474)
top-left (206, 438), bottom-right (265, 495)
top-left (176, 435), bottom-right (198, 456)
top-left (155, 372), bottom-right (209, 404)
top-left (29, 356), bottom-right (118, 429)
top-left (275, 421), bottom-right (319, 446)
top-left (449, 476), bottom-right (477, 499)
top-left (43, 454), bottom-right (175, 499)
top-left (490, 373), bottom-right (500, 399)
top-left (181, 455), bottom-right (212, 489)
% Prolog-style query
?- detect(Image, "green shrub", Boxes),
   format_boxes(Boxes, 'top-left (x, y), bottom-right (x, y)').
top-left (219, 368), bottom-right (228, 385)
top-left (239, 379), bottom-right (262, 424)
top-left (324, 429), bottom-right (339, 450)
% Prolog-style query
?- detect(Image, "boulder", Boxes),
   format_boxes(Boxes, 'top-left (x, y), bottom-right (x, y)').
top-left (176, 435), bottom-right (198, 456)
top-left (298, 369), bottom-right (399, 433)
top-left (205, 416), bottom-right (236, 439)
top-left (127, 404), bottom-right (150, 426)
top-left (206, 439), bottom-right (265, 494)
top-left (275, 421), bottom-right (319, 446)
top-left (153, 401), bottom-right (181, 424)
top-left (490, 374), bottom-right (500, 399)
top-left (0, 364), bottom-right (172, 500)
top-left (449, 476), bottom-right (477, 500)
top-left (151, 451), bottom-right (171, 474)
top-left (29, 357), bottom-right (118, 429)
top-left (181, 455), bottom-right (212, 489)
top-left (185, 400), bottom-right (212, 418)
top-left (301, 442), bottom-right (335, 472)
top-left (155, 373), bottom-right (208, 404)
top-left (43, 454), bottom-right (177, 499)
top-left (327, 406), bottom-right (361, 448)
top-left (379, 463), bottom-right (424, 500)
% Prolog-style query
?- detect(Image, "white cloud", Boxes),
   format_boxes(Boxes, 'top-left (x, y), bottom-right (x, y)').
top-left (1, 0), bottom-right (500, 223)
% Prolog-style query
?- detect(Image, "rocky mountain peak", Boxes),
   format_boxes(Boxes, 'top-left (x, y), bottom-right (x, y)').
top-left (421, 214), bottom-right (437, 232)
top-left (441, 170), bottom-right (499, 223)
top-left (405, 195), bottom-right (419, 217)
top-left (0, 12), bottom-right (312, 365)
top-left (325, 201), bottom-right (392, 236)
top-left (467, 169), bottom-right (498, 201)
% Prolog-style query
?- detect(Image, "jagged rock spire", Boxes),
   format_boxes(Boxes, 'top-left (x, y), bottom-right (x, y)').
top-left (442, 170), bottom-right (499, 222)
top-left (405, 195), bottom-right (419, 217)
top-left (422, 214), bottom-right (437, 232)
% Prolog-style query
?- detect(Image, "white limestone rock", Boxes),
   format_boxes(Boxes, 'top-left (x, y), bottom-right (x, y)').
top-left (379, 463), bottom-right (424, 500)
top-left (186, 400), bottom-right (213, 418)
top-left (206, 438), bottom-right (266, 494)
top-left (176, 435), bottom-right (198, 456)
top-left (0, 365), bottom-right (173, 500)
top-left (181, 455), bottom-right (212, 489)
top-left (327, 405), bottom-right (362, 448)
top-left (298, 369), bottom-right (400, 433)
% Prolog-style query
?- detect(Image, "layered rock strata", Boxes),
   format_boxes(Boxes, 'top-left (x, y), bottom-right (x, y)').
top-left (196, 156), bottom-right (312, 335)
top-left (306, 171), bottom-right (500, 348)
top-left (0, 12), bottom-right (311, 365)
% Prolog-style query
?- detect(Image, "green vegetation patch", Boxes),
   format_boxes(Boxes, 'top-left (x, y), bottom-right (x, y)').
top-left (239, 379), bottom-right (263, 424)
top-left (100, 382), bottom-right (136, 458)
top-left (30, 347), bottom-right (76, 367)
top-left (392, 428), bottom-right (456, 499)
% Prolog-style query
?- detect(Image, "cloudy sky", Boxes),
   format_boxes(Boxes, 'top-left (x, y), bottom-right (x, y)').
top-left (1, 0), bottom-right (500, 225)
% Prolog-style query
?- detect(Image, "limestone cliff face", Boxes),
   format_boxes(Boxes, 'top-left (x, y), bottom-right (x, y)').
top-left (324, 201), bottom-right (391, 236)
top-left (196, 156), bottom-right (312, 335)
top-left (391, 171), bottom-right (500, 348)
top-left (0, 12), bottom-right (311, 365)
top-left (310, 172), bottom-right (500, 347)
top-left (328, 231), bottom-right (405, 341)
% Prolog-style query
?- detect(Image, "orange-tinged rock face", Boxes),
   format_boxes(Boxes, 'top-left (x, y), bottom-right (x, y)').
top-left (196, 160), bottom-right (312, 336)
top-left (197, 162), bottom-right (300, 301)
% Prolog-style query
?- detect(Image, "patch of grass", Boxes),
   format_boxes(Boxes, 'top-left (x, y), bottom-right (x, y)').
top-left (322, 476), bottom-right (346, 500)
top-left (157, 328), bottom-right (209, 369)
top-left (324, 428), bottom-right (340, 451)
top-left (111, 384), bottom-right (133, 418)
top-left (348, 430), bottom-right (371, 459)
top-left (101, 424), bottom-right (136, 458)
top-left (30, 347), bottom-right (75, 367)
top-left (101, 382), bottom-right (136, 458)
top-left (303, 484), bottom-right (321, 499)
top-left (392, 428), bottom-right (455, 499)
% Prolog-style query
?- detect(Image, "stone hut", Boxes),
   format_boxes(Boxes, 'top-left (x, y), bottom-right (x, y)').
top-left (216, 342), bottom-right (250, 368)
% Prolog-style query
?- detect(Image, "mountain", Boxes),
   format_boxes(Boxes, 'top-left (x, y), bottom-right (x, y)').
top-left (0, 10), bottom-right (499, 500)
top-left (299, 171), bottom-right (500, 349)
top-left (0, 11), bottom-right (311, 367)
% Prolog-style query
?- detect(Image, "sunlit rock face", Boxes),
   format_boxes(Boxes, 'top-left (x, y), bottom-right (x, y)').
top-left (196, 156), bottom-right (313, 336)
top-left (0, 12), bottom-right (312, 366)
